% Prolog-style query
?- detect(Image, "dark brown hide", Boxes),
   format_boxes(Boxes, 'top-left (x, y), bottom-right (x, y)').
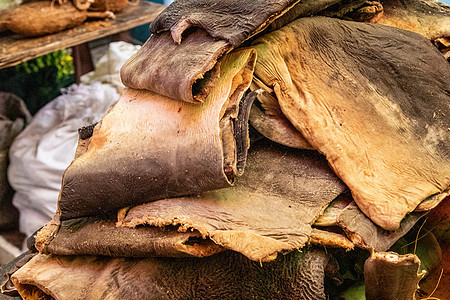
top-left (337, 202), bottom-right (427, 251)
top-left (249, 79), bottom-right (314, 149)
top-left (11, 249), bottom-right (331, 300)
top-left (364, 251), bottom-right (423, 300)
top-left (121, 0), bottom-right (350, 102)
top-left (0, 252), bottom-right (36, 297)
top-left (379, 0), bottom-right (450, 40)
top-left (251, 17), bottom-right (450, 230)
top-left (150, 0), bottom-right (302, 46)
top-left (59, 49), bottom-right (256, 220)
top-left (35, 213), bottom-right (223, 258)
top-left (118, 141), bottom-right (346, 262)
top-left (320, 0), bottom-right (384, 22)
top-left (121, 28), bottom-right (231, 103)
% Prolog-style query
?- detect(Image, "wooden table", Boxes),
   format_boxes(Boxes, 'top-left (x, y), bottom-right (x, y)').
top-left (0, 1), bottom-right (165, 69)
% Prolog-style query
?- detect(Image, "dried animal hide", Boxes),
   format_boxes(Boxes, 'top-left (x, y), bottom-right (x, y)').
top-left (378, 0), bottom-right (450, 40)
top-left (35, 213), bottom-right (224, 258)
top-left (364, 251), bottom-right (424, 300)
top-left (117, 141), bottom-right (347, 262)
top-left (0, 251), bottom-right (36, 297)
top-left (337, 202), bottom-right (427, 251)
top-left (59, 49), bottom-right (256, 220)
top-left (251, 16), bottom-right (450, 230)
top-left (10, 248), bottom-right (332, 300)
top-left (150, 0), bottom-right (303, 47)
top-left (249, 80), bottom-right (314, 149)
top-left (121, 28), bottom-right (232, 103)
top-left (121, 0), bottom-right (353, 102)
top-left (314, 196), bottom-right (428, 251)
top-left (36, 142), bottom-right (346, 261)
top-left (320, 0), bottom-right (384, 22)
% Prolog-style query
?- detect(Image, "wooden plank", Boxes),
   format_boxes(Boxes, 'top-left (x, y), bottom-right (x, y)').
top-left (0, 1), bottom-right (165, 69)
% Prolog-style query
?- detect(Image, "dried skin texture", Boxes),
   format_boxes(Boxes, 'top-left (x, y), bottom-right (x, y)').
top-left (364, 251), bottom-right (423, 300)
top-left (337, 202), bottom-right (427, 251)
top-left (320, 0), bottom-right (384, 23)
top-left (35, 214), bottom-right (224, 258)
top-left (309, 228), bottom-right (354, 250)
top-left (59, 49), bottom-right (256, 220)
top-left (11, 249), bottom-right (331, 300)
top-left (378, 0), bottom-right (450, 40)
top-left (252, 17), bottom-right (450, 230)
top-left (6, 2), bottom-right (87, 37)
top-left (150, 0), bottom-right (302, 46)
top-left (118, 142), bottom-right (346, 262)
top-left (121, 0), bottom-right (349, 102)
top-left (313, 194), bottom-right (352, 227)
top-left (249, 79), bottom-right (314, 149)
top-left (0, 252), bottom-right (36, 297)
top-left (121, 29), bottom-right (231, 103)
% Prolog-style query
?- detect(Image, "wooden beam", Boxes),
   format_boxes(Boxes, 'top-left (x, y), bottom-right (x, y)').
top-left (0, 1), bottom-right (165, 69)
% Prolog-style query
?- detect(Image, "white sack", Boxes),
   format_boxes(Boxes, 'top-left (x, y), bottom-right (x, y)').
top-left (81, 41), bottom-right (141, 92)
top-left (8, 83), bottom-right (119, 237)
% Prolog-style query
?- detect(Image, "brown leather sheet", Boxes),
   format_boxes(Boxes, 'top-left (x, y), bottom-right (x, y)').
top-left (122, 0), bottom-right (350, 102)
top-left (251, 16), bottom-right (450, 230)
top-left (364, 252), bottom-right (423, 300)
top-left (11, 249), bottom-right (332, 300)
top-left (118, 141), bottom-right (346, 262)
top-left (121, 28), bottom-right (231, 103)
top-left (59, 49), bottom-right (256, 220)
top-left (379, 0), bottom-right (450, 40)
top-left (150, 0), bottom-right (302, 47)
top-left (337, 202), bottom-right (427, 251)
top-left (249, 79), bottom-right (314, 149)
top-left (35, 213), bottom-right (224, 258)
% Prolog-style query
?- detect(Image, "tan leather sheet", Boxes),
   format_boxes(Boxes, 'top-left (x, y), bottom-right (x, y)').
top-left (35, 213), bottom-right (223, 258)
top-left (11, 249), bottom-right (332, 300)
top-left (251, 16), bottom-right (450, 230)
top-left (118, 141), bottom-right (346, 262)
top-left (379, 0), bottom-right (450, 40)
top-left (59, 49), bottom-right (256, 220)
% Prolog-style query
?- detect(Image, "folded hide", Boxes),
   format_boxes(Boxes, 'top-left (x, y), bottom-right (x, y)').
top-left (378, 0), bottom-right (450, 40)
top-left (59, 49), bottom-right (256, 220)
top-left (117, 141), bottom-right (347, 262)
top-left (249, 80), bottom-right (314, 149)
top-left (11, 248), bottom-right (333, 300)
top-left (150, 0), bottom-right (302, 47)
top-left (314, 195), bottom-right (428, 251)
top-left (121, 28), bottom-right (231, 103)
top-left (121, 0), bottom-right (356, 101)
top-left (337, 202), bottom-right (427, 251)
top-left (35, 213), bottom-right (224, 258)
top-left (251, 16), bottom-right (450, 230)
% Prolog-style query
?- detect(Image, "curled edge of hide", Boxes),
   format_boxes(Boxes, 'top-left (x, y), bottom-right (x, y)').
top-left (35, 212), bottom-right (224, 258)
top-left (10, 248), bottom-right (333, 300)
top-left (59, 48), bottom-right (257, 220)
top-left (121, 28), bottom-right (232, 103)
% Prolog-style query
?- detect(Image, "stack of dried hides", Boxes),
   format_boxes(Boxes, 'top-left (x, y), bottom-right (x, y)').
top-left (2, 0), bottom-right (449, 299)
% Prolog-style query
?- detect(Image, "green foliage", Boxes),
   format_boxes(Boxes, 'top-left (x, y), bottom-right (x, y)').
top-left (0, 50), bottom-right (75, 114)
top-left (16, 49), bottom-right (74, 79)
